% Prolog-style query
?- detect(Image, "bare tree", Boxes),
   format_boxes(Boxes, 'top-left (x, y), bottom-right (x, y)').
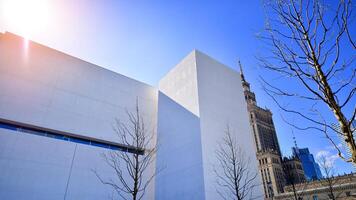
top-left (282, 157), bottom-right (308, 200)
top-left (283, 167), bottom-right (299, 200)
top-left (258, 0), bottom-right (356, 164)
top-left (93, 101), bottom-right (157, 200)
top-left (214, 126), bottom-right (260, 200)
top-left (317, 155), bottom-right (343, 200)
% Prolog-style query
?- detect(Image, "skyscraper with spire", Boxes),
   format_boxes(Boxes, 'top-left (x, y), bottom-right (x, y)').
top-left (239, 61), bottom-right (281, 153)
top-left (239, 61), bottom-right (285, 199)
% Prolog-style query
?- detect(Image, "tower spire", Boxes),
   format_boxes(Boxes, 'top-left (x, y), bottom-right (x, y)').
top-left (292, 130), bottom-right (300, 157)
top-left (238, 60), bottom-right (246, 82)
top-left (292, 130), bottom-right (298, 149)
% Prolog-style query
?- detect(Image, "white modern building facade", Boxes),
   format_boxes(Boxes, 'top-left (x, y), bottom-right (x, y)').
top-left (0, 32), bottom-right (263, 199)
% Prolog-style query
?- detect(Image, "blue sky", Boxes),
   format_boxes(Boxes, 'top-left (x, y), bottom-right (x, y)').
top-left (0, 0), bottom-right (354, 173)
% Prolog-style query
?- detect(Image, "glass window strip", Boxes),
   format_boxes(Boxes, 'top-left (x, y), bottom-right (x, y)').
top-left (0, 123), bottom-right (17, 131)
top-left (0, 121), bottom-right (142, 154)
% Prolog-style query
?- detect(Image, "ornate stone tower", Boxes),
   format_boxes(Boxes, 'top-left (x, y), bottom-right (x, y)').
top-left (239, 61), bottom-right (285, 199)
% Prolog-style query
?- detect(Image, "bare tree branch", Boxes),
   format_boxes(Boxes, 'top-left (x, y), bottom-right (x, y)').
top-left (214, 125), bottom-right (260, 200)
top-left (282, 156), bottom-right (308, 200)
top-left (317, 154), bottom-right (345, 200)
top-left (94, 99), bottom-right (159, 200)
top-left (259, 0), bottom-right (356, 163)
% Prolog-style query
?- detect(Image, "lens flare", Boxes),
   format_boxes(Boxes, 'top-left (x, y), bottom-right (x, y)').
top-left (1, 0), bottom-right (50, 38)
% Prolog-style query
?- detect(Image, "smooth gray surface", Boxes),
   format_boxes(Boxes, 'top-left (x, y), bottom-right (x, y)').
top-left (0, 32), bottom-right (157, 200)
top-left (155, 93), bottom-right (205, 199)
top-left (159, 50), bottom-right (263, 200)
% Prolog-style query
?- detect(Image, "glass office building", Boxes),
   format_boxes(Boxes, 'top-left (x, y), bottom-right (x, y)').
top-left (293, 147), bottom-right (322, 180)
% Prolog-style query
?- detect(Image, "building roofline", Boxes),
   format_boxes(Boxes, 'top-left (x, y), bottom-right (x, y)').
top-left (0, 31), bottom-right (155, 89)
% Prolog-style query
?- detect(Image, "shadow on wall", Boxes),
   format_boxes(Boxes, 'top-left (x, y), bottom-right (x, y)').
top-left (155, 92), bottom-right (206, 200)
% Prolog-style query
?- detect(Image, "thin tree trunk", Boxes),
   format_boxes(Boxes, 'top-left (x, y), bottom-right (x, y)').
top-left (292, 183), bottom-right (298, 200)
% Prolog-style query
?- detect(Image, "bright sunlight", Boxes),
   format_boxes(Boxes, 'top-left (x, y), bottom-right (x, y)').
top-left (1, 0), bottom-right (50, 38)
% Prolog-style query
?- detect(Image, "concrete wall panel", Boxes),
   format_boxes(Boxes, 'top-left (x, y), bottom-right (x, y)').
top-left (155, 93), bottom-right (205, 200)
top-left (0, 32), bottom-right (158, 200)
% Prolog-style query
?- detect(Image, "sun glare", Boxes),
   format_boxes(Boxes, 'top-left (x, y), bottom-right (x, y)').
top-left (2, 0), bottom-right (50, 39)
